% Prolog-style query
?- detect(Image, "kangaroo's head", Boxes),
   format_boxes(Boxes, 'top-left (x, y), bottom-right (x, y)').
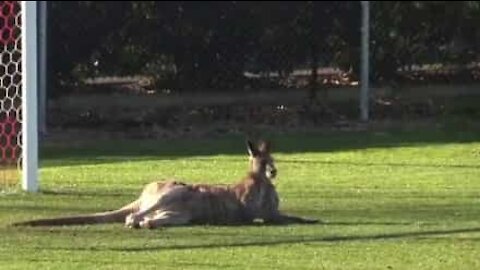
top-left (247, 140), bottom-right (277, 180)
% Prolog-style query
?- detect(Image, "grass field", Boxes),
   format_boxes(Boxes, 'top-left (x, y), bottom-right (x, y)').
top-left (1, 122), bottom-right (480, 269)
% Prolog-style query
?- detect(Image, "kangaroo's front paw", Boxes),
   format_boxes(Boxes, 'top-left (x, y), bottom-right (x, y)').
top-left (125, 214), bottom-right (141, 229)
top-left (139, 218), bottom-right (155, 230)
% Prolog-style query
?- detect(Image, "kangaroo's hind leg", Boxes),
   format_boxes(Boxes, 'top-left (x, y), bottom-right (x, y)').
top-left (139, 210), bottom-right (191, 229)
top-left (125, 197), bottom-right (161, 228)
top-left (125, 185), bottom-right (188, 228)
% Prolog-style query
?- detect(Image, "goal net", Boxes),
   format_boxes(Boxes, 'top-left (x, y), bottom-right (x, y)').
top-left (0, 1), bottom-right (38, 192)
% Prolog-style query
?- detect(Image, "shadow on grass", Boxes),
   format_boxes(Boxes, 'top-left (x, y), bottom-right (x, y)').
top-left (40, 126), bottom-right (480, 168)
top-left (40, 226), bottom-right (480, 252)
top-left (41, 189), bottom-right (135, 197)
top-left (124, 226), bottom-right (480, 251)
top-left (0, 204), bottom-right (116, 213)
top-left (323, 221), bottom-right (423, 226)
top-left (42, 156), bottom-right (480, 170)
top-left (278, 159), bottom-right (480, 169)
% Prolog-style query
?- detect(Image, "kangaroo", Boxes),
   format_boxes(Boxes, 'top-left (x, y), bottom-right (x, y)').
top-left (12, 140), bottom-right (318, 229)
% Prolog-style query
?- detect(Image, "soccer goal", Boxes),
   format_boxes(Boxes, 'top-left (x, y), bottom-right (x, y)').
top-left (0, 1), bottom-right (38, 192)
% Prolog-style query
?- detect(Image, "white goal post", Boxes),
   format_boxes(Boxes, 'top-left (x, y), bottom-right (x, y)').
top-left (21, 1), bottom-right (38, 192)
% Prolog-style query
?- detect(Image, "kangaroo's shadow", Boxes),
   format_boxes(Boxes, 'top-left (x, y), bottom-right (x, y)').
top-left (111, 226), bottom-right (480, 252)
top-left (41, 189), bottom-right (134, 197)
top-left (39, 225), bottom-right (480, 252)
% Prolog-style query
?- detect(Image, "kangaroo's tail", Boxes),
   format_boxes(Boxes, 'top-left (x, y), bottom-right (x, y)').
top-left (11, 199), bottom-right (141, 227)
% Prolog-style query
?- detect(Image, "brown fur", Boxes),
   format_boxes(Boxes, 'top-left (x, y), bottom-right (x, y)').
top-left (12, 140), bottom-right (318, 229)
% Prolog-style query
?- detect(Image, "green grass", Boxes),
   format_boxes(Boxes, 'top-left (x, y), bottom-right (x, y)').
top-left (1, 125), bottom-right (480, 269)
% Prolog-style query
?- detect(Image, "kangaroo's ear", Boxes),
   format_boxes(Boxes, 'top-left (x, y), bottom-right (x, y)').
top-left (246, 140), bottom-right (258, 157)
top-left (258, 140), bottom-right (271, 153)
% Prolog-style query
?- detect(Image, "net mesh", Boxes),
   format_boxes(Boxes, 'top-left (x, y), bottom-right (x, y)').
top-left (0, 1), bottom-right (22, 189)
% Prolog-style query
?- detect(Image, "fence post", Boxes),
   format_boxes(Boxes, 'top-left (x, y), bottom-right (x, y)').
top-left (360, 1), bottom-right (370, 122)
top-left (38, 1), bottom-right (48, 137)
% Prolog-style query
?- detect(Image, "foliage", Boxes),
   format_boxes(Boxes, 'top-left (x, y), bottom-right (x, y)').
top-left (47, 1), bottom-right (480, 96)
